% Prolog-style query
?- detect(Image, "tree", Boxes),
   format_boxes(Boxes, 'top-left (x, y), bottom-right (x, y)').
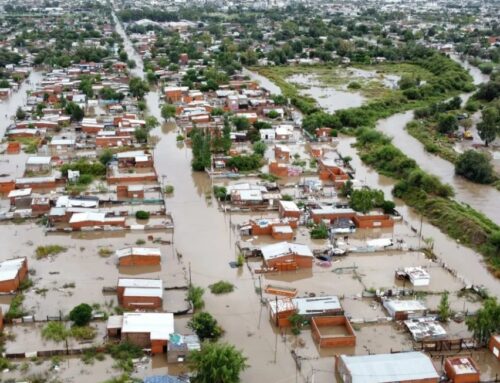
top-left (65, 101), bottom-right (84, 121)
top-left (438, 291), bottom-right (451, 322)
top-left (252, 141), bottom-right (267, 157)
top-left (477, 107), bottom-right (499, 147)
top-left (69, 303), bottom-right (92, 326)
top-left (188, 312), bottom-right (222, 341)
top-left (99, 149), bottom-right (113, 165)
top-left (437, 114), bottom-right (458, 134)
top-left (455, 150), bottom-right (494, 184)
top-left (349, 189), bottom-right (385, 214)
top-left (16, 107), bottom-right (26, 120)
top-left (128, 77), bottom-right (149, 99)
top-left (189, 342), bottom-right (247, 383)
top-left (134, 127), bottom-right (148, 143)
top-left (145, 116), bottom-right (159, 131)
top-left (232, 116), bottom-right (250, 131)
top-left (467, 298), bottom-right (500, 345)
top-left (161, 104), bottom-right (176, 119)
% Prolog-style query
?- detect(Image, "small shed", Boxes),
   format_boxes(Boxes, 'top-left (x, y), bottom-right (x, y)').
top-left (444, 357), bottom-right (480, 383)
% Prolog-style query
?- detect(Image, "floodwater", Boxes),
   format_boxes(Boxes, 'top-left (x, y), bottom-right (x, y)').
top-left (243, 68), bottom-right (283, 95)
top-left (289, 73), bottom-right (367, 112)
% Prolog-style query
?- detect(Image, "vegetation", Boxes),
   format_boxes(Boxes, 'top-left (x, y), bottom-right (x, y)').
top-left (69, 303), bottom-right (93, 326)
top-left (288, 313), bottom-right (306, 335)
top-left (467, 298), bottom-right (500, 345)
top-left (213, 186), bottom-right (228, 200)
top-left (35, 245), bottom-right (67, 259)
top-left (42, 322), bottom-right (69, 342)
top-left (438, 291), bottom-right (452, 322)
top-left (188, 312), bottom-right (223, 341)
top-left (135, 210), bottom-right (150, 220)
top-left (189, 342), bottom-right (248, 383)
top-left (188, 285), bottom-right (205, 311)
top-left (455, 150), bottom-right (495, 184)
top-left (161, 104), bottom-right (177, 119)
top-left (191, 128), bottom-right (212, 171)
top-left (5, 294), bottom-right (26, 320)
top-left (164, 185), bottom-right (174, 194)
top-left (209, 281), bottom-right (235, 294)
top-left (71, 325), bottom-right (97, 340)
top-left (310, 223), bottom-right (329, 239)
top-left (107, 342), bottom-right (144, 373)
top-left (98, 248), bottom-right (113, 258)
top-left (226, 155), bottom-right (262, 171)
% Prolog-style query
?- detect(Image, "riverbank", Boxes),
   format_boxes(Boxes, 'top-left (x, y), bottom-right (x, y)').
top-left (252, 61), bottom-right (500, 274)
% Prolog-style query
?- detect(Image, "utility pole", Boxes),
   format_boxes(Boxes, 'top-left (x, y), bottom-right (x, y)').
top-left (188, 262), bottom-right (192, 287)
top-left (418, 214), bottom-right (423, 248)
top-left (258, 275), bottom-right (263, 301)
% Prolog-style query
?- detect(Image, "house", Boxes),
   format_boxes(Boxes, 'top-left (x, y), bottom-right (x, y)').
top-left (269, 295), bottom-right (342, 328)
top-left (352, 214), bottom-right (394, 229)
top-left (444, 357), bottom-right (480, 383)
top-left (116, 247), bottom-right (161, 267)
top-left (404, 317), bottom-right (447, 341)
top-left (335, 352), bottom-right (439, 383)
top-left (310, 207), bottom-right (356, 224)
top-left (117, 185), bottom-right (145, 199)
top-left (397, 267), bottom-right (430, 287)
top-left (25, 156), bottom-right (52, 172)
top-left (167, 333), bottom-right (201, 363)
top-left (143, 376), bottom-right (187, 383)
top-left (69, 212), bottom-right (126, 230)
top-left (383, 299), bottom-right (427, 320)
top-left (489, 335), bottom-right (500, 361)
top-left (260, 242), bottom-right (313, 270)
top-left (318, 159), bottom-right (349, 187)
top-left (278, 200), bottom-right (301, 218)
top-left (311, 316), bottom-right (356, 348)
top-left (274, 145), bottom-right (290, 162)
top-left (107, 312), bottom-right (174, 354)
top-left (0, 258), bottom-right (28, 293)
top-left (8, 188), bottom-right (32, 207)
top-left (117, 278), bottom-right (163, 310)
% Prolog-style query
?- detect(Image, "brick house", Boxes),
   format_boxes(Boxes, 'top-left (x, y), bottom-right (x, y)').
top-left (117, 278), bottom-right (163, 310)
top-left (0, 257), bottom-right (28, 293)
top-left (116, 247), bottom-right (161, 267)
top-left (260, 242), bottom-right (313, 271)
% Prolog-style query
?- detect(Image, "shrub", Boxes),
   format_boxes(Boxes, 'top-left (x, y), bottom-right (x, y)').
top-left (310, 223), bottom-right (329, 239)
top-left (135, 210), bottom-right (150, 220)
top-left (455, 150), bottom-right (494, 184)
top-left (71, 325), bottom-right (96, 340)
top-left (188, 312), bottom-right (223, 341)
top-left (187, 285), bottom-right (205, 311)
top-left (98, 248), bottom-right (113, 258)
top-left (35, 245), bottom-right (67, 259)
top-left (42, 322), bottom-right (69, 342)
top-left (69, 303), bottom-right (93, 326)
top-left (209, 281), bottom-right (234, 294)
top-left (6, 294), bottom-right (26, 320)
top-left (164, 185), bottom-right (174, 194)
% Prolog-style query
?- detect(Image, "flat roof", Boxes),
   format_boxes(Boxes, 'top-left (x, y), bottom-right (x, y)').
top-left (339, 352), bottom-right (438, 383)
top-left (279, 200), bottom-right (300, 211)
top-left (124, 287), bottom-right (163, 298)
top-left (8, 188), bottom-right (32, 198)
top-left (293, 296), bottom-right (341, 315)
top-left (121, 312), bottom-right (174, 340)
top-left (261, 242), bottom-right (313, 261)
top-left (116, 247), bottom-right (161, 258)
top-left (0, 258), bottom-right (25, 282)
top-left (118, 278), bottom-right (163, 289)
top-left (384, 299), bottom-right (427, 313)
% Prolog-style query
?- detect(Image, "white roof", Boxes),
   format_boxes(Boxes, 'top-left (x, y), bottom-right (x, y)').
top-left (124, 287), bottom-right (163, 298)
top-left (0, 258), bottom-right (25, 282)
top-left (26, 156), bottom-right (51, 165)
top-left (227, 183), bottom-right (267, 193)
top-left (260, 242), bottom-right (313, 261)
top-left (279, 200), bottom-right (300, 212)
top-left (293, 296), bottom-right (341, 315)
top-left (69, 212), bottom-right (105, 223)
top-left (121, 312), bottom-right (174, 340)
top-left (16, 176), bottom-right (56, 184)
top-left (116, 150), bottom-right (146, 159)
top-left (116, 247), bottom-right (161, 258)
top-left (339, 352), bottom-right (438, 383)
top-left (273, 225), bottom-right (293, 234)
top-left (8, 188), bottom-right (32, 198)
top-left (384, 299), bottom-right (427, 313)
top-left (118, 278), bottom-right (163, 289)
top-left (311, 207), bottom-right (355, 215)
top-left (237, 189), bottom-right (263, 201)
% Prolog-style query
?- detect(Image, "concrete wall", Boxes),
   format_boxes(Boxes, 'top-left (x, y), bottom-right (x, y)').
top-left (122, 295), bottom-right (162, 310)
top-left (311, 316), bottom-right (356, 348)
top-left (118, 255), bottom-right (161, 267)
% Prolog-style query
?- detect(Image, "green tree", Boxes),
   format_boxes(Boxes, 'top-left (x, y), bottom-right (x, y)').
top-left (99, 149), bottom-right (113, 165)
top-left (69, 303), bottom-right (93, 326)
top-left (232, 116), bottom-right (250, 131)
top-left (189, 342), bottom-right (248, 383)
top-left (477, 107), bottom-right (499, 147)
top-left (65, 102), bottom-right (84, 121)
top-left (252, 141), bottom-right (267, 157)
top-left (455, 150), bottom-right (494, 184)
top-left (187, 285), bottom-right (205, 311)
top-left (134, 127), bottom-right (148, 143)
top-left (350, 189), bottom-right (384, 214)
top-left (145, 116), bottom-right (159, 131)
top-left (128, 77), bottom-right (149, 99)
top-left (161, 104), bottom-right (176, 119)
top-left (188, 312), bottom-right (222, 341)
top-left (438, 291), bottom-right (451, 322)
top-left (16, 107), bottom-right (26, 120)
top-left (466, 298), bottom-right (500, 345)
top-left (437, 114), bottom-right (458, 134)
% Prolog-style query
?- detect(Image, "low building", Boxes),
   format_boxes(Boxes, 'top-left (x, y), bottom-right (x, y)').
top-left (404, 317), bottom-right (447, 341)
top-left (398, 267), bottom-right (431, 287)
top-left (0, 257), bottom-right (28, 293)
top-left (116, 247), bottom-right (161, 267)
top-left (26, 156), bottom-right (52, 172)
top-left (117, 278), bottom-right (163, 310)
top-left (167, 333), bottom-right (201, 363)
top-left (336, 352), bottom-right (439, 383)
top-left (444, 357), bottom-right (480, 383)
top-left (69, 212), bottom-right (126, 230)
top-left (489, 335), bottom-right (500, 360)
top-left (310, 207), bottom-right (356, 224)
top-left (311, 316), bottom-right (356, 348)
top-left (107, 312), bottom-right (174, 354)
top-left (278, 200), bottom-right (301, 219)
top-left (383, 299), bottom-right (427, 320)
top-left (260, 242), bottom-right (313, 271)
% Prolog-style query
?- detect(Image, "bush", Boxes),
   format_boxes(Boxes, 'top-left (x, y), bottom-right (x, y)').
top-left (71, 325), bottom-right (96, 340)
top-left (213, 186), bottom-right (228, 200)
top-left (6, 294), bottom-right (26, 320)
top-left (187, 285), bottom-right (205, 311)
top-left (98, 248), bottom-right (113, 258)
top-left (226, 154), bottom-right (262, 171)
top-left (42, 322), bottom-right (69, 342)
top-left (188, 312), bottom-right (223, 341)
top-left (164, 185), bottom-right (174, 194)
top-left (209, 281), bottom-right (234, 294)
top-left (455, 150), bottom-right (494, 184)
top-left (310, 223), bottom-right (329, 239)
top-left (35, 245), bottom-right (67, 259)
top-left (69, 303), bottom-right (93, 326)
top-left (135, 210), bottom-right (150, 220)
